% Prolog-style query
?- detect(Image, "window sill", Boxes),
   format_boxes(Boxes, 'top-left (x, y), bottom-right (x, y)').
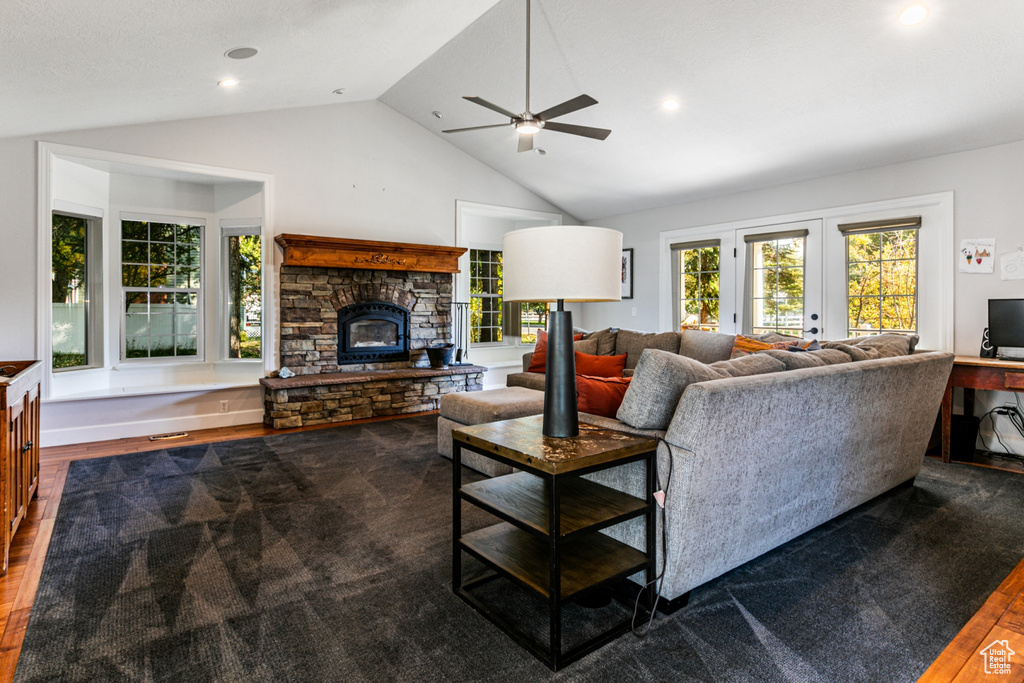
top-left (44, 380), bottom-right (261, 403)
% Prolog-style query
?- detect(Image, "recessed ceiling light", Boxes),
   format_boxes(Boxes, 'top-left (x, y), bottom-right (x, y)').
top-left (535, 148), bottom-right (546, 155)
top-left (432, 111), bottom-right (444, 119)
top-left (218, 79), bottom-right (239, 88)
top-left (662, 98), bottom-right (680, 111)
top-left (225, 47), bottom-right (258, 60)
top-left (898, 3), bottom-right (929, 26)
top-left (333, 88), bottom-right (346, 95)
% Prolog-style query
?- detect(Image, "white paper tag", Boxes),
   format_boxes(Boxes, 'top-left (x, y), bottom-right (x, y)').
top-left (653, 490), bottom-right (666, 508)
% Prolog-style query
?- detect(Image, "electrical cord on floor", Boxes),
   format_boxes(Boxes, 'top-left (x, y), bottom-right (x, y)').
top-left (977, 404), bottom-right (1024, 465)
top-left (631, 436), bottom-right (673, 639)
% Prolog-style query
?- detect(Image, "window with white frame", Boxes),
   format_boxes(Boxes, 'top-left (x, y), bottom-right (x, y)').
top-left (223, 224), bottom-right (263, 359)
top-left (51, 212), bottom-right (102, 370)
top-left (121, 216), bottom-right (203, 360)
top-left (672, 239), bottom-right (720, 331)
top-left (468, 247), bottom-right (547, 345)
top-left (841, 217), bottom-right (919, 337)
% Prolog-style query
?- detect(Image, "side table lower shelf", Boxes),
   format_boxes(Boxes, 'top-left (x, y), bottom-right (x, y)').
top-left (460, 522), bottom-right (649, 598)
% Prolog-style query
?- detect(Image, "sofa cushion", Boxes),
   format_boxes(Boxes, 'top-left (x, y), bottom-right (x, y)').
top-left (615, 330), bottom-right (683, 369)
top-left (759, 348), bottom-right (852, 370)
top-left (616, 349), bottom-right (723, 429)
top-left (527, 330), bottom-right (597, 372)
top-left (823, 333), bottom-right (919, 357)
top-left (575, 351), bottom-right (627, 377)
top-left (679, 329), bottom-right (737, 364)
top-left (581, 327), bottom-right (620, 356)
top-left (709, 353), bottom-right (788, 377)
top-left (822, 342), bottom-right (882, 361)
top-left (506, 372), bottom-right (546, 391)
top-left (576, 375), bottom-right (632, 418)
top-left (439, 386), bottom-right (545, 424)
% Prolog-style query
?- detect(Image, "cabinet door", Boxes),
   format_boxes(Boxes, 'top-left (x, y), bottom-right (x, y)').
top-left (7, 399), bottom-right (25, 543)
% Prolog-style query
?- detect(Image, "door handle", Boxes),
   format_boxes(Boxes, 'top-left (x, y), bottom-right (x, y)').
top-left (21, 440), bottom-right (32, 454)
top-left (805, 314), bottom-right (819, 335)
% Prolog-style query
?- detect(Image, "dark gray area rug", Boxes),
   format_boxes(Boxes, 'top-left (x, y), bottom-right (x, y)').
top-left (14, 415), bottom-right (1024, 682)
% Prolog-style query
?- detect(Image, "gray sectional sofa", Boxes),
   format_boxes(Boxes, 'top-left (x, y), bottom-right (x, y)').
top-left (446, 327), bottom-right (954, 609)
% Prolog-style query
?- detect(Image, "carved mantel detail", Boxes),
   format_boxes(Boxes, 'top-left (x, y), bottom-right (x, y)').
top-left (274, 234), bottom-right (465, 273)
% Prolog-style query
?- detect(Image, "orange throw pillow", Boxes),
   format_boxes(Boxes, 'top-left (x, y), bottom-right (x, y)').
top-left (576, 375), bottom-right (632, 418)
top-left (527, 329), bottom-right (584, 373)
top-left (575, 351), bottom-right (626, 377)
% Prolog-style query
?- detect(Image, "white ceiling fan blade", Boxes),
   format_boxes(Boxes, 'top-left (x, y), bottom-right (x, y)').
top-left (517, 133), bottom-right (534, 153)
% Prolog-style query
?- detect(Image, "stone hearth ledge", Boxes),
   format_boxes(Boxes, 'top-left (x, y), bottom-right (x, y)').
top-left (260, 365), bottom-right (485, 428)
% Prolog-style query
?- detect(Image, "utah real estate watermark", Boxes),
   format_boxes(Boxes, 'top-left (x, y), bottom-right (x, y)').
top-left (979, 639), bottom-right (1015, 676)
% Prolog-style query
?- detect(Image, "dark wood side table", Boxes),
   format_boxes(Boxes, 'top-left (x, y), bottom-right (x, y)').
top-left (941, 355), bottom-right (1024, 462)
top-left (452, 414), bottom-right (657, 671)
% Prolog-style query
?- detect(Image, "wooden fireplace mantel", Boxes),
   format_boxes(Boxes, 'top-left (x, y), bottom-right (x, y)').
top-left (274, 234), bottom-right (467, 273)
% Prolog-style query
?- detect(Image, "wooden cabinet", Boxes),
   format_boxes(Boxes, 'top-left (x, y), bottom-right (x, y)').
top-left (0, 361), bottom-right (42, 575)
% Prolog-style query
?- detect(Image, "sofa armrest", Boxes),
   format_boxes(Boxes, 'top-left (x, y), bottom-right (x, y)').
top-left (522, 352), bottom-right (532, 372)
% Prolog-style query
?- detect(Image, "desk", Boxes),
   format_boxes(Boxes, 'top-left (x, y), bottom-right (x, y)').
top-left (941, 356), bottom-right (1024, 462)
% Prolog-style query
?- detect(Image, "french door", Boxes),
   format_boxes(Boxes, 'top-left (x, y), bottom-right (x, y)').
top-left (735, 219), bottom-right (823, 340)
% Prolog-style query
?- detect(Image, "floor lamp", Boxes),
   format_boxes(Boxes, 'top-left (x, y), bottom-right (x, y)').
top-left (502, 225), bottom-right (623, 438)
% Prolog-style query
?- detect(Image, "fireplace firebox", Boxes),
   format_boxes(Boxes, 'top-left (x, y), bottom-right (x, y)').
top-left (337, 301), bottom-right (410, 364)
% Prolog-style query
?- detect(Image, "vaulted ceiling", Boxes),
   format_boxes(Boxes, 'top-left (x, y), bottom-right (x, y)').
top-left (5, 0), bottom-right (1024, 221)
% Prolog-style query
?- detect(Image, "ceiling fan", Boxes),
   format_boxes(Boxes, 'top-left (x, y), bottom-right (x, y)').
top-left (442, 0), bottom-right (611, 153)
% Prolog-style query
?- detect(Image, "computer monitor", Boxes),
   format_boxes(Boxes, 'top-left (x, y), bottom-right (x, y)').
top-left (988, 299), bottom-right (1024, 360)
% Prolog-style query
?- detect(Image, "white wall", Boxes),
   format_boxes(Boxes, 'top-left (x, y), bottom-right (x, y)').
top-left (582, 140), bottom-right (1024, 346)
top-left (578, 139), bottom-right (1024, 453)
top-left (0, 99), bottom-right (572, 445)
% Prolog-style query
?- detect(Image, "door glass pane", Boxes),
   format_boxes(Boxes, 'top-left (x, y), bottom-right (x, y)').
top-left (748, 236), bottom-right (804, 337)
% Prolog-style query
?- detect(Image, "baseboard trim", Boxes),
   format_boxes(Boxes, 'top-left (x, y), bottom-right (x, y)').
top-left (41, 409), bottom-right (265, 447)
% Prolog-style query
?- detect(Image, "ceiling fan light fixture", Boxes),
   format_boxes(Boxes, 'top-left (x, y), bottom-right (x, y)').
top-left (516, 120), bottom-right (542, 135)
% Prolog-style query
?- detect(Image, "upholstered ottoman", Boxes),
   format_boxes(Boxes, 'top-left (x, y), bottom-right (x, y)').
top-left (437, 386), bottom-right (545, 476)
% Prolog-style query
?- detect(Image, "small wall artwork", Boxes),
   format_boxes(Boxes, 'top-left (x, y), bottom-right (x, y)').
top-left (960, 239), bottom-right (995, 273)
top-left (621, 248), bottom-right (633, 299)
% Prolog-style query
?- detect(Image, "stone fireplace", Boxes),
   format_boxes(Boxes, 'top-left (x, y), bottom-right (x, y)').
top-left (261, 235), bottom-right (483, 428)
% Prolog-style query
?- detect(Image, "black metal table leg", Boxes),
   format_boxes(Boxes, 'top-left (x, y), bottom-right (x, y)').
top-left (452, 440), bottom-right (462, 594)
top-left (548, 474), bottom-right (562, 669)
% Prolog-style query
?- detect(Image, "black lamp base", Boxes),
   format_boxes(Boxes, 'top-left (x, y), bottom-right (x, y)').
top-left (543, 303), bottom-right (578, 438)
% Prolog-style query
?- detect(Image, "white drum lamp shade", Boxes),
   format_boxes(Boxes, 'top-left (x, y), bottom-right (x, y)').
top-left (502, 226), bottom-right (623, 303)
top-left (502, 225), bottom-right (623, 438)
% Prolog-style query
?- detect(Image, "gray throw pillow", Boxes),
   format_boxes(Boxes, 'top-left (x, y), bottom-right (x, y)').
top-left (824, 333), bottom-right (917, 357)
top-left (679, 329), bottom-right (738, 364)
top-left (709, 353), bottom-right (787, 377)
top-left (760, 348), bottom-right (852, 370)
top-left (821, 342), bottom-right (882, 361)
top-left (582, 327), bottom-right (619, 356)
top-left (616, 349), bottom-right (722, 429)
top-left (615, 329), bottom-right (682, 370)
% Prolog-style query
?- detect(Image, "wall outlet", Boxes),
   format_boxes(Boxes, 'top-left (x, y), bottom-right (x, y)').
top-left (219, 400), bottom-right (229, 413)
top-left (631, 307), bottom-right (637, 317)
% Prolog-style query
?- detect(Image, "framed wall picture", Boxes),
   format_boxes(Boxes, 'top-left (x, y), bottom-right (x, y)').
top-left (621, 248), bottom-right (633, 299)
